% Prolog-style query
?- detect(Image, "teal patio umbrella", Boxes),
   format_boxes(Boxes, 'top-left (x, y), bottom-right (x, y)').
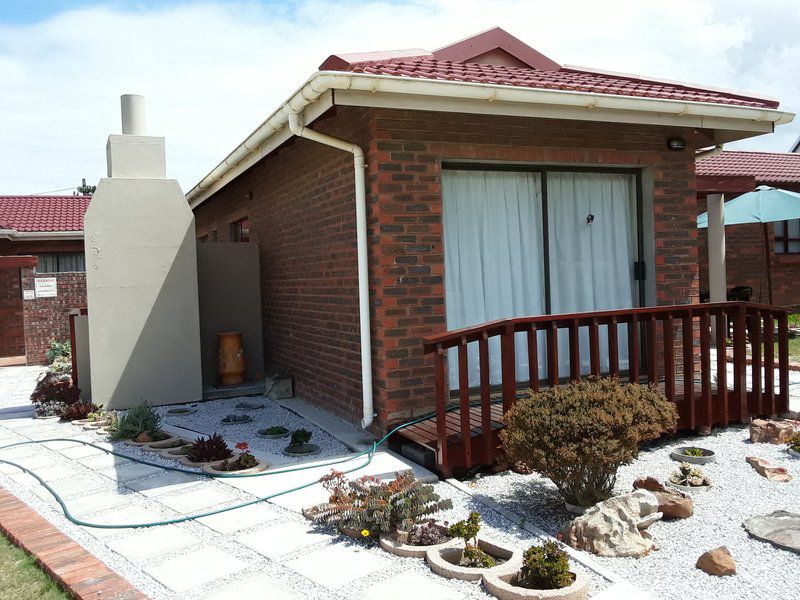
top-left (697, 186), bottom-right (800, 304)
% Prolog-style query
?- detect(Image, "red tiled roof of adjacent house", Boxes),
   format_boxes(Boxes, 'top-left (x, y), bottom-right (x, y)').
top-left (696, 151), bottom-right (800, 184)
top-left (332, 58), bottom-right (778, 109)
top-left (0, 196), bottom-right (90, 232)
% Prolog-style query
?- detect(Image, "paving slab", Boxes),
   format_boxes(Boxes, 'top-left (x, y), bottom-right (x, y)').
top-left (235, 520), bottom-right (329, 558)
top-left (106, 526), bottom-right (199, 562)
top-left (99, 462), bottom-right (164, 482)
top-left (66, 490), bottom-right (136, 517)
top-left (144, 547), bottom-right (249, 592)
top-left (195, 501), bottom-right (279, 534)
top-left (45, 473), bottom-right (108, 498)
top-left (124, 470), bottom-right (203, 497)
top-left (360, 571), bottom-right (464, 600)
top-left (207, 573), bottom-right (304, 600)
top-left (156, 484), bottom-right (242, 514)
top-left (58, 443), bottom-right (112, 460)
top-left (77, 453), bottom-right (132, 469)
top-left (82, 506), bottom-right (170, 539)
top-left (287, 543), bottom-right (393, 589)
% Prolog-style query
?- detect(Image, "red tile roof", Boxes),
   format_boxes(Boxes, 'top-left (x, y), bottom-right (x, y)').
top-left (696, 151), bottom-right (800, 184)
top-left (330, 58), bottom-right (778, 109)
top-left (0, 196), bottom-right (90, 232)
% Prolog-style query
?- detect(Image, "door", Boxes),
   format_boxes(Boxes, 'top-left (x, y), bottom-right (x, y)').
top-left (442, 168), bottom-right (641, 389)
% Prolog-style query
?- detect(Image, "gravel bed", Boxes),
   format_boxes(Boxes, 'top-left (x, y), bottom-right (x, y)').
top-left (468, 425), bottom-right (800, 600)
top-left (155, 395), bottom-right (349, 463)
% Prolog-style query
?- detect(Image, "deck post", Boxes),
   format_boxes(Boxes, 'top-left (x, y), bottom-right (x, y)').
top-left (707, 193), bottom-right (727, 344)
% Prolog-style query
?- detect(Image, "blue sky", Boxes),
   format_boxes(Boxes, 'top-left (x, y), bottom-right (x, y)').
top-left (1, 0), bottom-right (798, 194)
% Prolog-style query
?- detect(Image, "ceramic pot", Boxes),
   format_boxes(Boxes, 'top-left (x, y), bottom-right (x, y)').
top-left (257, 428), bottom-right (290, 439)
top-left (217, 332), bottom-right (245, 386)
top-left (202, 458), bottom-right (269, 476)
top-left (283, 443), bottom-right (321, 457)
top-left (482, 568), bottom-right (589, 600)
top-left (426, 539), bottom-right (521, 582)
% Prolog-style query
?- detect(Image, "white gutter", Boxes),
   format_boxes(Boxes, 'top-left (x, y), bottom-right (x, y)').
top-left (187, 71), bottom-right (794, 207)
top-left (0, 229), bottom-right (83, 241)
top-left (283, 110), bottom-right (375, 430)
top-left (694, 144), bottom-right (724, 161)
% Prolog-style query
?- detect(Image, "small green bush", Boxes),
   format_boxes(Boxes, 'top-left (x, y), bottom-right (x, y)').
top-left (516, 540), bottom-right (572, 590)
top-left (448, 511), bottom-right (495, 568)
top-left (45, 340), bottom-right (70, 365)
top-left (787, 432), bottom-right (800, 453)
top-left (108, 403), bottom-right (162, 440)
top-left (501, 377), bottom-right (677, 507)
top-left (290, 429), bottom-right (312, 446)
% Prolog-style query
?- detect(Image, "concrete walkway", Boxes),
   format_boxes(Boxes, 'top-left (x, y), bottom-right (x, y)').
top-left (0, 366), bottom-right (498, 600)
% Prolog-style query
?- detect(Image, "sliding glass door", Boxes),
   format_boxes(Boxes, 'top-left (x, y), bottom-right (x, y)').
top-left (443, 167), bottom-right (641, 389)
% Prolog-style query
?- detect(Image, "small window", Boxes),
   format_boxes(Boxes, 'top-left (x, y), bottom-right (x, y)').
top-left (230, 218), bottom-right (250, 242)
top-left (198, 235), bottom-right (208, 243)
top-left (775, 219), bottom-right (800, 254)
top-left (35, 252), bottom-right (86, 273)
top-left (211, 230), bottom-right (218, 242)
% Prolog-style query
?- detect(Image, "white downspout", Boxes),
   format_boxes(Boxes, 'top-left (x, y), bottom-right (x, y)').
top-left (284, 111), bottom-right (375, 430)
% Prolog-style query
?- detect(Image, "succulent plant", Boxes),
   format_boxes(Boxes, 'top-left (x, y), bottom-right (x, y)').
top-left (222, 413), bottom-right (251, 423)
top-left (187, 433), bottom-right (233, 463)
top-left (448, 511), bottom-right (496, 568)
top-left (109, 402), bottom-right (162, 440)
top-left (517, 540), bottom-right (573, 590)
top-left (290, 429), bottom-right (312, 446)
top-left (669, 462), bottom-right (711, 487)
top-left (60, 401), bottom-right (101, 422)
top-left (262, 425), bottom-right (289, 435)
top-left (682, 447), bottom-right (706, 457)
top-left (408, 521), bottom-right (451, 546)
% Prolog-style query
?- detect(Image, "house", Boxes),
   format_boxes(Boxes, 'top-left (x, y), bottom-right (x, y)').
top-left (187, 27), bottom-right (793, 440)
top-left (0, 195), bottom-right (89, 364)
top-left (696, 151), bottom-right (800, 306)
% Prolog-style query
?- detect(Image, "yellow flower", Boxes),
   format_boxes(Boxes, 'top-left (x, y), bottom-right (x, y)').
top-left (360, 529), bottom-right (370, 537)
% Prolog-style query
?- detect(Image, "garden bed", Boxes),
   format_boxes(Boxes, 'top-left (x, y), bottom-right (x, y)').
top-left (467, 425), bottom-right (799, 600)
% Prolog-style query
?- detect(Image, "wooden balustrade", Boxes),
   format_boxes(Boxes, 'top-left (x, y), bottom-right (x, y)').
top-left (421, 302), bottom-right (791, 475)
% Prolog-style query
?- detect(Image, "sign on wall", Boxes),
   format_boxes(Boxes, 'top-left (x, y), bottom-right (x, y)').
top-left (22, 289), bottom-right (35, 300)
top-left (34, 277), bottom-right (58, 298)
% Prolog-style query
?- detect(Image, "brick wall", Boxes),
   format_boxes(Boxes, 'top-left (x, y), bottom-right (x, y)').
top-left (194, 107), bottom-right (373, 421)
top-left (0, 268), bottom-right (24, 357)
top-left (20, 268), bottom-right (87, 365)
top-left (195, 107), bottom-right (699, 431)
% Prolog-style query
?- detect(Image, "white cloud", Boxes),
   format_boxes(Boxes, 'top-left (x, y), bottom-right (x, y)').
top-left (0, 0), bottom-right (798, 194)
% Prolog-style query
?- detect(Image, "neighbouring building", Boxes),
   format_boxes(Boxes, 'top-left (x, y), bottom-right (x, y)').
top-left (0, 195), bottom-right (90, 364)
top-left (696, 151), bottom-right (800, 306)
top-left (187, 27), bottom-right (793, 433)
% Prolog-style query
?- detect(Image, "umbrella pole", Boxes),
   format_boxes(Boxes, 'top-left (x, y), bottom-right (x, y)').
top-left (763, 223), bottom-right (774, 305)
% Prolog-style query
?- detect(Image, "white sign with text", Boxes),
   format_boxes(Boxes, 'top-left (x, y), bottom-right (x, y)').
top-left (34, 277), bottom-right (57, 298)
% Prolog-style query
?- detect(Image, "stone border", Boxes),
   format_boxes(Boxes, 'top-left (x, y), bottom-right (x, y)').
top-left (0, 486), bottom-right (147, 600)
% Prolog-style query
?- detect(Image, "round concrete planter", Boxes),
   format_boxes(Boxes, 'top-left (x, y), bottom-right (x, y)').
top-left (123, 432), bottom-right (178, 447)
top-left (283, 443), bottom-right (321, 457)
top-left (34, 415), bottom-right (60, 421)
top-left (379, 531), bottom-right (460, 558)
top-left (482, 568), bottom-right (589, 600)
top-left (234, 401), bottom-right (264, 410)
top-left (257, 428), bottom-right (290, 440)
top-left (666, 480), bottom-right (710, 493)
top-left (160, 445), bottom-right (193, 461)
top-left (82, 420), bottom-right (110, 430)
top-left (220, 415), bottom-right (253, 425)
top-left (178, 452), bottom-right (239, 469)
top-left (670, 447), bottom-right (716, 465)
top-left (787, 447), bottom-right (800, 459)
top-left (202, 459), bottom-right (269, 476)
top-left (426, 540), bottom-right (521, 582)
top-left (143, 437), bottom-right (193, 454)
top-left (166, 407), bottom-right (197, 416)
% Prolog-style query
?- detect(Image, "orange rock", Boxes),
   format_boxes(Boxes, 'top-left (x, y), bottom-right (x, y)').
top-left (746, 456), bottom-right (792, 482)
top-left (696, 547), bottom-right (736, 576)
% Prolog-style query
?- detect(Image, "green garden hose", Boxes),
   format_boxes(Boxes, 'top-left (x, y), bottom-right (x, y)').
top-left (0, 410), bottom-right (442, 530)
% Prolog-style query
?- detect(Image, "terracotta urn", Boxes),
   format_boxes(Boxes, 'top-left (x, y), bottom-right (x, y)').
top-left (217, 332), bottom-right (245, 386)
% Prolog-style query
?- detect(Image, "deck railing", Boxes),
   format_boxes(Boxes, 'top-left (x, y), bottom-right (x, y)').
top-left (422, 302), bottom-right (790, 472)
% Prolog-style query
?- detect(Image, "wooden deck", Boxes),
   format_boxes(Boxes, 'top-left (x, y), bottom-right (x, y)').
top-left (406, 302), bottom-right (791, 477)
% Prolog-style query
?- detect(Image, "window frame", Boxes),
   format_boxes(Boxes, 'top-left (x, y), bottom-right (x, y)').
top-left (34, 251), bottom-right (86, 274)
top-left (774, 219), bottom-right (800, 255)
top-left (230, 217), bottom-right (250, 243)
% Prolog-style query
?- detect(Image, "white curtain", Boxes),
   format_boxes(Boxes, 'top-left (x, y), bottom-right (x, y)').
top-left (547, 172), bottom-right (637, 374)
top-left (443, 170), bottom-right (545, 389)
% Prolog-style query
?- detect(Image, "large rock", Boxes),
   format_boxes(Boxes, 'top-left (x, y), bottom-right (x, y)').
top-left (559, 490), bottom-right (662, 557)
top-left (696, 547), bottom-right (736, 576)
top-left (653, 490), bottom-right (693, 519)
top-left (750, 419), bottom-right (795, 444)
top-left (743, 511), bottom-right (800, 554)
top-left (633, 476), bottom-right (665, 492)
top-left (746, 456), bottom-right (792, 482)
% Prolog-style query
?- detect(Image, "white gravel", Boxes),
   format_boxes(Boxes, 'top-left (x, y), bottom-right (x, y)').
top-left (468, 425), bottom-right (800, 600)
top-left (155, 395), bottom-right (349, 464)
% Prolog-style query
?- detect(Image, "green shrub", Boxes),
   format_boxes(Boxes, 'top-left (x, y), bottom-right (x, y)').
top-left (306, 470), bottom-right (452, 537)
top-left (448, 511), bottom-right (495, 568)
top-left (787, 432), bottom-right (800, 453)
top-left (108, 403), bottom-right (162, 440)
top-left (290, 429), bottom-right (312, 446)
top-left (45, 340), bottom-right (70, 365)
top-left (187, 433), bottom-right (233, 463)
top-left (500, 377), bottom-right (677, 507)
top-left (516, 540), bottom-right (572, 590)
